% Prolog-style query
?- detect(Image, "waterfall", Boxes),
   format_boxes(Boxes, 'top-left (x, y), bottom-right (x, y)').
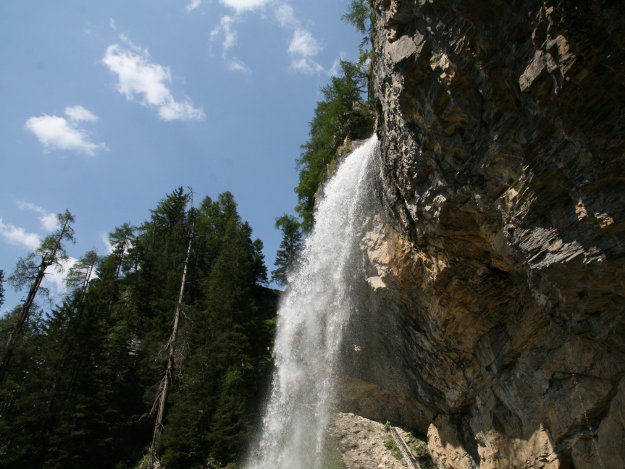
top-left (246, 135), bottom-right (379, 469)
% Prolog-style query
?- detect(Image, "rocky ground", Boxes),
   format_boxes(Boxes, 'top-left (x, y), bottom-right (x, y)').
top-left (329, 412), bottom-right (433, 469)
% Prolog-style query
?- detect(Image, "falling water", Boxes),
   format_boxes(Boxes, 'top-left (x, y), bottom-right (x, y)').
top-left (246, 135), bottom-right (379, 469)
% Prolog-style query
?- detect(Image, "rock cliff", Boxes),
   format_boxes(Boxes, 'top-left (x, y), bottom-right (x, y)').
top-left (348, 0), bottom-right (625, 467)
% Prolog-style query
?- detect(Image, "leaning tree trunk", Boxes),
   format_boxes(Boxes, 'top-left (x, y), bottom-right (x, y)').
top-left (0, 217), bottom-right (71, 382)
top-left (0, 260), bottom-right (48, 382)
top-left (148, 217), bottom-right (195, 468)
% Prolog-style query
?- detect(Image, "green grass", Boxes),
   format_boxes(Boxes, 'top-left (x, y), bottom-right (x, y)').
top-left (383, 434), bottom-right (403, 461)
top-left (404, 432), bottom-right (436, 469)
top-left (383, 422), bottom-right (403, 461)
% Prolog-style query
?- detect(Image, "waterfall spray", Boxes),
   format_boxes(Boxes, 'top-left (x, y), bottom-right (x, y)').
top-left (246, 135), bottom-right (379, 469)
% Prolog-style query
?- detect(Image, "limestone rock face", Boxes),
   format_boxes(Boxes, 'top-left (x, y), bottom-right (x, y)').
top-left (364, 0), bottom-right (625, 467)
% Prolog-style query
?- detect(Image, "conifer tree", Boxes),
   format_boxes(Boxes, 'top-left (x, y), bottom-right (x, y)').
top-left (38, 289), bottom-right (119, 468)
top-left (0, 210), bottom-right (75, 381)
top-left (343, 0), bottom-right (371, 37)
top-left (108, 223), bottom-right (136, 277)
top-left (295, 62), bottom-right (374, 230)
top-left (0, 305), bottom-right (49, 467)
top-left (66, 250), bottom-right (99, 294)
top-left (159, 193), bottom-right (276, 467)
top-left (148, 209), bottom-right (195, 468)
top-left (272, 215), bottom-right (303, 285)
top-left (0, 191), bottom-right (278, 468)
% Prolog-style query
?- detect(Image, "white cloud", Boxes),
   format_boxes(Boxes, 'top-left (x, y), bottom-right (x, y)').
top-left (227, 58), bottom-right (251, 74)
top-left (290, 57), bottom-right (324, 74)
top-left (328, 54), bottom-right (346, 77)
top-left (102, 42), bottom-right (205, 121)
top-left (100, 233), bottom-right (114, 254)
top-left (206, 1), bottom-right (324, 74)
top-left (159, 100), bottom-right (207, 121)
top-left (16, 201), bottom-right (58, 232)
top-left (25, 106), bottom-right (105, 156)
top-left (275, 3), bottom-right (297, 28)
top-left (45, 256), bottom-right (77, 297)
top-left (219, 0), bottom-right (271, 13)
top-left (211, 15), bottom-right (237, 54)
top-left (273, 5), bottom-right (325, 75)
top-left (188, 0), bottom-right (270, 14)
top-left (0, 218), bottom-right (41, 251)
top-left (286, 28), bottom-right (324, 74)
top-left (211, 16), bottom-right (252, 74)
top-left (65, 105), bottom-right (98, 123)
top-left (109, 17), bottom-right (117, 30)
top-left (186, 0), bottom-right (202, 12)
top-left (288, 28), bottom-right (321, 57)
top-left (40, 213), bottom-right (58, 232)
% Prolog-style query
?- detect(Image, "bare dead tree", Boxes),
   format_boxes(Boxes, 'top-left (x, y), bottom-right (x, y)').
top-left (148, 212), bottom-right (195, 468)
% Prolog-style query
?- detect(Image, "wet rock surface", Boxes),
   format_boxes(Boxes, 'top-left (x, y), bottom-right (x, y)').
top-left (356, 0), bottom-right (625, 467)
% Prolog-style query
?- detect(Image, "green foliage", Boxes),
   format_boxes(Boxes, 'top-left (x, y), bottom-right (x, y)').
top-left (271, 214), bottom-right (303, 285)
top-left (295, 61), bottom-right (374, 230)
top-left (1, 211), bottom-right (76, 383)
top-left (382, 424), bottom-right (403, 461)
top-left (342, 0), bottom-right (371, 36)
top-left (8, 256), bottom-right (40, 293)
top-left (383, 434), bottom-right (403, 461)
top-left (108, 222), bottom-right (137, 275)
top-left (40, 210), bottom-right (76, 264)
top-left (0, 189), bottom-right (277, 469)
top-left (405, 432), bottom-right (436, 468)
top-left (8, 210), bottom-right (76, 292)
top-left (159, 193), bottom-right (276, 467)
top-left (288, 0), bottom-right (376, 234)
top-left (290, 1), bottom-right (374, 232)
top-left (66, 250), bottom-right (99, 292)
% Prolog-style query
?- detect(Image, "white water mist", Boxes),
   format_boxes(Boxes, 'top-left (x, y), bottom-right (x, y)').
top-left (246, 135), bottom-right (379, 469)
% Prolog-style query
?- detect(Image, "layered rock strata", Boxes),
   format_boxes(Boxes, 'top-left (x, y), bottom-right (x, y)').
top-left (354, 0), bottom-right (625, 467)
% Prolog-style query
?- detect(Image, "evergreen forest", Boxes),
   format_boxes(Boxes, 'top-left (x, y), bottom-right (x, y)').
top-left (0, 189), bottom-right (277, 468)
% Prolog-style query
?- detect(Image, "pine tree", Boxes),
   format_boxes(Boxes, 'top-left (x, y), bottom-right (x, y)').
top-left (1, 210), bottom-right (75, 381)
top-left (159, 193), bottom-right (276, 467)
top-left (148, 210), bottom-right (196, 468)
top-left (39, 291), bottom-right (118, 468)
top-left (107, 223), bottom-right (136, 277)
top-left (343, 0), bottom-right (371, 37)
top-left (88, 230), bottom-right (150, 466)
top-left (66, 250), bottom-right (99, 294)
top-left (132, 188), bottom-right (191, 386)
top-left (0, 190), bottom-right (279, 467)
top-left (272, 215), bottom-right (303, 285)
top-left (0, 305), bottom-right (49, 467)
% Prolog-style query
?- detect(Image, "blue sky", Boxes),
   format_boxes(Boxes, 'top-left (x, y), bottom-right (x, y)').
top-left (0, 0), bottom-right (361, 313)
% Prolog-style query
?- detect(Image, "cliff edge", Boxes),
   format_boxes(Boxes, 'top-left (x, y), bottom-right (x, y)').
top-left (353, 0), bottom-right (625, 467)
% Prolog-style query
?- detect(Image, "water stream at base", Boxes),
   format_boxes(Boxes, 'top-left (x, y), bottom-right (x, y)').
top-left (245, 135), bottom-right (379, 469)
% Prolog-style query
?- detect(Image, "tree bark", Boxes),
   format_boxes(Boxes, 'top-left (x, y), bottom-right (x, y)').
top-left (149, 217), bottom-right (195, 468)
